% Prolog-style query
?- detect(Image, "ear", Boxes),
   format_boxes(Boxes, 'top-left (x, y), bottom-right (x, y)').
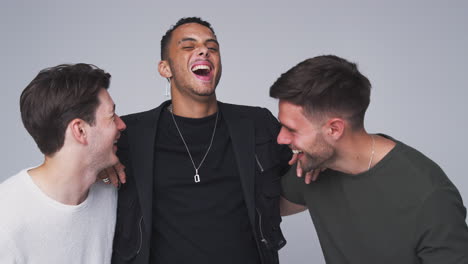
top-left (158, 60), bottom-right (172, 78)
top-left (323, 118), bottom-right (345, 141)
top-left (69, 118), bottom-right (88, 145)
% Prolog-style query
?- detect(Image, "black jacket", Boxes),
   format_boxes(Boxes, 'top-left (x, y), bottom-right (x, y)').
top-left (112, 101), bottom-right (291, 264)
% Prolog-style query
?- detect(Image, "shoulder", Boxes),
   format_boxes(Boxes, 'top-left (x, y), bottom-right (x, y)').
top-left (219, 102), bottom-right (280, 136)
top-left (220, 101), bottom-right (273, 119)
top-left (391, 140), bottom-right (448, 186)
top-left (121, 105), bottom-right (164, 125)
top-left (380, 136), bottom-right (458, 204)
top-left (90, 182), bottom-right (118, 206)
top-left (0, 170), bottom-right (28, 205)
top-left (0, 170), bottom-right (32, 238)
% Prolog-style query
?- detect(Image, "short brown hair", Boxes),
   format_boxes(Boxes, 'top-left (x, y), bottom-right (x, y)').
top-left (20, 63), bottom-right (111, 155)
top-left (270, 55), bottom-right (371, 129)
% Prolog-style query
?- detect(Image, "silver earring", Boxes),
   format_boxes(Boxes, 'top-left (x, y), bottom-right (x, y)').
top-left (165, 79), bottom-right (170, 98)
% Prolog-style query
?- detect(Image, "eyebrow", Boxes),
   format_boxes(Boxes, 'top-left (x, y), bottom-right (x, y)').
top-left (206, 39), bottom-right (219, 46)
top-left (279, 122), bottom-right (296, 132)
top-left (178, 38), bottom-right (219, 46)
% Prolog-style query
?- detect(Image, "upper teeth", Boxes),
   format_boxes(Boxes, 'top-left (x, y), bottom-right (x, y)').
top-left (292, 150), bottom-right (303, 154)
top-left (191, 65), bottom-right (211, 71)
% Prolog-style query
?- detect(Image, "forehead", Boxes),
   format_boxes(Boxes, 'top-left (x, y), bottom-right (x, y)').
top-left (97, 89), bottom-right (114, 110)
top-left (279, 101), bottom-right (304, 121)
top-left (278, 100), bottom-right (319, 128)
top-left (171, 23), bottom-right (217, 43)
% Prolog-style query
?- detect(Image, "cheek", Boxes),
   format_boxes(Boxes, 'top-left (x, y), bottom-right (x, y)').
top-left (297, 134), bottom-right (317, 150)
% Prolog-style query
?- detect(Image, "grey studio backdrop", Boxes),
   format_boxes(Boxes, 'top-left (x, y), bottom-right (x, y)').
top-left (1, 1), bottom-right (467, 263)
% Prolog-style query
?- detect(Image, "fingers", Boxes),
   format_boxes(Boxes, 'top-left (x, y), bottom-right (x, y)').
top-left (293, 156), bottom-right (322, 184)
top-left (109, 166), bottom-right (120, 188)
top-left (304, 171), bottom-right (313, 184)
top-left (304, 169), bottom-right (320, 184)
top-left (288, 153), bottom-right (299, 165)
top-left (98, 165), bottom-right (124, 188)
top-left (296, 160), bottom-right (303, 177)
top-left (97, 169), bottom-right (108, 181)
top-left (311, 170), bottom-right (320, 182)
top-left (114, 162), bottom-right (126, 184)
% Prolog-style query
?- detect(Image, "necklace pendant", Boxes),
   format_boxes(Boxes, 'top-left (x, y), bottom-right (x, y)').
top-left (194, 174), bottom-right (200, 183)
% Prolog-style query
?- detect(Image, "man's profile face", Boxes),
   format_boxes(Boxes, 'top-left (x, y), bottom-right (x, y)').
top-left (165, 23), bottom-right (222, 97)
top-left (277, 100), bottom-right (335, 171)
top-left (86, 89), bottom-right (126, 171)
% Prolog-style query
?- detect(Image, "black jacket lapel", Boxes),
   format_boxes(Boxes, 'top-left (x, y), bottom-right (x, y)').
top-left (127, 101), bottom-right (170, 234)
top-left (220, 102), bottom-right (256, 227)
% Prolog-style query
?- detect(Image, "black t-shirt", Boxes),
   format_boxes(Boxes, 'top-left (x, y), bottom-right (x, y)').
top-left (282, 135), bottom-right (468, 264)
top-left (150, 108), bottom-right (260, 264)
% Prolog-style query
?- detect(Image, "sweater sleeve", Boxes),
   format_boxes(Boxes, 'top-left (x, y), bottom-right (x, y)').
top-left (415, 187), bottom-right (468, 263)
top-left (0, 228), bottom-right (18, 264)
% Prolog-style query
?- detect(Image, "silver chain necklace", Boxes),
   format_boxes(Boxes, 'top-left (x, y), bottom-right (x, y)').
top-left (168, 104), bottom-right (219, 183)
top-left (367, 134), bottom-right (375, 170)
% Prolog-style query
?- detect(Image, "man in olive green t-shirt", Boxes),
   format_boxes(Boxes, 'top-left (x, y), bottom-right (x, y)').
top-left (270, 55), bottom-right (468, 263)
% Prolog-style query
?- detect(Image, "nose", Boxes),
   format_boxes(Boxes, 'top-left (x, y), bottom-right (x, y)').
top-left (115, 115), bottom-right (127, 131)
top-left (277, 127), bottom-right (291, 145)
top-left (198, 46), bottom-right (209, 57)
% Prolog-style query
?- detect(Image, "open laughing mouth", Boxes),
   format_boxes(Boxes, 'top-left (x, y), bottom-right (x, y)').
top-left (291, 148), bottom-right (304, 159)
top-left (113, 136), bottom-right (120, 152)
top-left (191, 62), bottom-right (213, 81)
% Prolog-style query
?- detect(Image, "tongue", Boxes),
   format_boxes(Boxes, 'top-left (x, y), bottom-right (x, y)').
top-left (194, 69), bottom-right (210, 76)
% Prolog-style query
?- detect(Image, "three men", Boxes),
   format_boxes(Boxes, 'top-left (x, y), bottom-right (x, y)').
top-left (272, 55), bottom-right (468, 263)
top-left (0, 64), bottom-right (126, 263)
top-left (111, 17), bottom-right (291, 264)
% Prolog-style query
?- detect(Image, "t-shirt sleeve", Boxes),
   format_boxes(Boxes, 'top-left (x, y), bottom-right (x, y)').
top-left (281, 164), bottom-right (306, 205)
top-left (415, 187), bottom-right (468, 263)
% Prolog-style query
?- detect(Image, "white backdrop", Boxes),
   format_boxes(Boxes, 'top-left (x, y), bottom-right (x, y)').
top-left (1, 1), bottom-right (467, 263)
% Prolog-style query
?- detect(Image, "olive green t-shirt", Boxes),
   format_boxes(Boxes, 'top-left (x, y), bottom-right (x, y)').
top-left (282, 136), bottom-right (468, 264)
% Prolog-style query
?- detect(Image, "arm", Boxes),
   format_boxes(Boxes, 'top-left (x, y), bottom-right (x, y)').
top-left (281, 164), bottom-right (309, 215)
top-left (280, 196), bottom-right (307, 216)
top-left (0, 229), bottom-right (18, 264)
top-left (416, 187), bottom-right (468, 263)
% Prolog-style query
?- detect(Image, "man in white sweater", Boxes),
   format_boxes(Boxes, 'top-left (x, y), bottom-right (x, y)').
top-left (0, 63), bottom-right (126, 264)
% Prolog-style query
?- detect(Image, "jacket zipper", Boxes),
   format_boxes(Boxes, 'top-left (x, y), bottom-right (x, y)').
top-left (136, 216), bottom-right (143, 255)
top-left (256, 208), bottom-right (269, 247)
top-left (255, 154), bottom-right (264, 172)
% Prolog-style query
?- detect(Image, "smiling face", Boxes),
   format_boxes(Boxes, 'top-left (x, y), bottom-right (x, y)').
top-left (86, 89), bottom-right (126, 170)
top-left (160, 22), bottom-right (222, 98)
top-left (277, 100), bottom-right (335, 172)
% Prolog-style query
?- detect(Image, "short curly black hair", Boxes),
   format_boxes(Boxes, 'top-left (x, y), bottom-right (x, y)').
top-left (160, 17), bottom-right (216, 60)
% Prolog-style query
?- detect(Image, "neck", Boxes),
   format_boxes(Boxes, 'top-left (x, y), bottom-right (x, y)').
top-left (28, 154), bottom-right (99, 205)
top-left (329, 132), bottom-right (396, 175)
top-left (328, 130), bottom-right (376, 175)
top-left (170, 88), bottom-right (218, 118)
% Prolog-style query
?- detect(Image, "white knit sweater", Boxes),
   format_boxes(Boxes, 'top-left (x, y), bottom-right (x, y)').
top-left (0, 169), bottom-right (117, 264)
